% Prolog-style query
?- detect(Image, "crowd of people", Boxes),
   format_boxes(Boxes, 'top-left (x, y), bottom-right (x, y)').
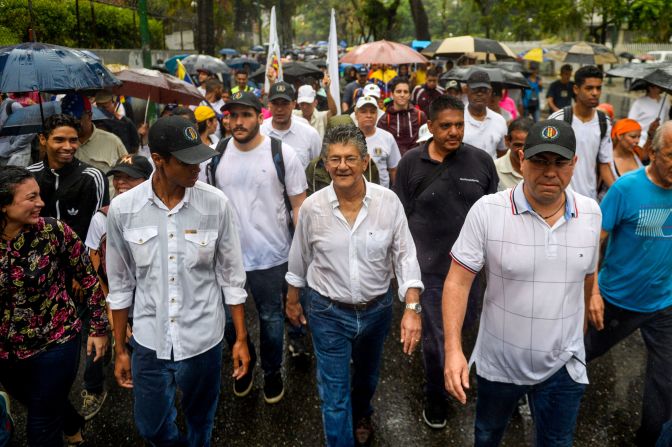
top-left (0, 54), bottom-right (671, 447)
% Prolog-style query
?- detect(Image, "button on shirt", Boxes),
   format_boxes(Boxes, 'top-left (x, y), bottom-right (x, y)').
top-left (106, 178), bottom-right (247, 361)
top-left (286, 181), bottom-right (424, 303)
top-left (261, 118), bottom-right (322, 168)
top-left (463, 108), bottom-right (507, 158)
top-left (450, 183), bottom-right (601, 385)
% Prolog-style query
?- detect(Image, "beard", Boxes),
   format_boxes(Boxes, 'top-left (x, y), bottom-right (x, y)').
top-left (232, 121), bottom-right (261, 144)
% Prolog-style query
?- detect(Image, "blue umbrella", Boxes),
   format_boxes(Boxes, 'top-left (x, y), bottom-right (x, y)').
top-left (163, 54), bottom-right (190, 76)
top-left (218, 48), bottom-right (239, 56)
top-left (0, 101), bottom-right (108, 136)
top-left (225, 57), bottom-right (261, 71)
top-left (250, 45), bottom-right (265, 53)
top-left (0, 42), bottom-right (120, 94)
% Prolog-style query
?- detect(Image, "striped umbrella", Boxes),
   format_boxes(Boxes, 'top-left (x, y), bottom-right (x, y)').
top-left (431, 36), bottom-right (516, 60)
top-left (547, 42), bottom-right (619, 65)
top-left (520, 48), bottom-right (549, 63)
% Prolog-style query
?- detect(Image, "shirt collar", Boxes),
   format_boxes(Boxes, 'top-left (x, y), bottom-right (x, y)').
top-left (510, 182), bottom-right (578, 220)
top-left (80, 123), bottom-right (99, 146)
top-left (326, 178), bottom-right (373, 210)
top-left (499, 151), bottom-right (523, 177)
top-left (145, 173), bottom-right (192, 211)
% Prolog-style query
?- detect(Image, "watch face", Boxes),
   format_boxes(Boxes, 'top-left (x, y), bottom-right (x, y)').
top-left (407, 303), bottom-right (422, 313)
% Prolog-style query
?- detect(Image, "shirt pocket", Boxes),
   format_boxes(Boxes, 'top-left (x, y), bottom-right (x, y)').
top-left (184, 230), bottom-right (218, 269)
top-left (366, 229), bottom-right (391, 262)
top-left (123, 226), bottom-right (159, 268)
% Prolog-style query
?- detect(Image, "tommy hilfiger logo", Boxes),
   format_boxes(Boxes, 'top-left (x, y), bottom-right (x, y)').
top-left (67, 208), bottom-right (79, 216)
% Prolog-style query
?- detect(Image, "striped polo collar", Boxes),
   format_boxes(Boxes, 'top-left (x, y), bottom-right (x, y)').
top-left (510, 182), bottom-right (578, 220)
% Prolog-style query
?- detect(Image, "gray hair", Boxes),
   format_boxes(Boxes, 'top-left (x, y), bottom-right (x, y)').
top-left (651, 121), bottom-right (672, 154)
top-left (320, 124), bottom-right (368, 159)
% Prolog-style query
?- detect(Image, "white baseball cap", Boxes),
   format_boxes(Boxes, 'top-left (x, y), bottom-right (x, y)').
top-left (362, 83), bottom-right (381, 98)
top-left (355, 96), bottom-right (379, 111)
top-left (297, 85), bottom-right (316, 104)
top-left (417, 123), bottom-right (433, 143)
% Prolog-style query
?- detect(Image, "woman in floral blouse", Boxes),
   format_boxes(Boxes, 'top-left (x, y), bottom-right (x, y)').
top-left (0, 166), bottom-right (108, 446)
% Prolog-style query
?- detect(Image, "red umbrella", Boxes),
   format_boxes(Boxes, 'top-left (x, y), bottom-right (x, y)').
top-left (111, 68), bottom-right (204, 106)
top-left (341, 40), bottom-right (428, 65)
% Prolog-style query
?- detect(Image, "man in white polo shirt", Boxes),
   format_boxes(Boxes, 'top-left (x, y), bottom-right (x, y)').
top-left (262, 81), bottom-right (322, 169)
top-left (462, 70), bottom-right (508, 159)
top-left (355, 96), bottom-right (401, 188)
top-left (443, 119), bottom-right (602, 446)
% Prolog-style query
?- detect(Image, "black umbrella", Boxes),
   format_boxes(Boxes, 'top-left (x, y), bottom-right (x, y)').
top-left (421, 41), bottom-right (442, 57)
top-left (0, 101), bottom-right (109, 136)
top-left (607, 62), bottom-right (671, 80)
top-left (441, 66), bottom-right (530, 89)
top-left (180, 54), bottom-right (232, 75)
top-left (250, 62), bottom-right (323, 84)
top-left (225, 57), bottom-right (261, 71)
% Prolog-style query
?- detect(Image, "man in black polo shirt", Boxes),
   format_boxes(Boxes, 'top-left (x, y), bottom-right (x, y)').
top-left (394, 95), bottom-right (498, 429)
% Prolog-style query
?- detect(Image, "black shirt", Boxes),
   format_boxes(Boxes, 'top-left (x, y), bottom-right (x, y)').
top-left (394, 141), bottom-right (498, 276)
top-left (547, 80), bottom-right (574, 109)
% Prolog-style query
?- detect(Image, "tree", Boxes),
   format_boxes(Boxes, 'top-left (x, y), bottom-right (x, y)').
top-left (629, 0), bottom-right (671, 42)
top-left (409, 0), bottom-right (430, 40)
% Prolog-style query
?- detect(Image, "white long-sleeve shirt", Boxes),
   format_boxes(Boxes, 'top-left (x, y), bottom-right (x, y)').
top-left (286, 181), bottom-right (424, 303)
top-left (106, 177), bottom-right (247, 361)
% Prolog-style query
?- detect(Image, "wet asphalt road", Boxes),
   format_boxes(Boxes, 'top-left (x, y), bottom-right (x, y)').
top-left (8, 298), bottom-right (646, 447)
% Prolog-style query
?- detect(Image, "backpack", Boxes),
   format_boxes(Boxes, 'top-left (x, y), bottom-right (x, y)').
top-left (95, 206), bottom-right (110, 288)
top-left (206, 136), bottom-right (294, 236)
top-left (562, 106), bottom-right (607, 142)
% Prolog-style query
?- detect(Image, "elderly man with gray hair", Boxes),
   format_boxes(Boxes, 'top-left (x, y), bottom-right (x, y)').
top-left (285, 125), bottom-right (424, 447)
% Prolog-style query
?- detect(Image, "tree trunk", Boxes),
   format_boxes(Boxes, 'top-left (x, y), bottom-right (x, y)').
top-left (197, 0), bottom-right (215, 54)
top-left (409, 0), bottom-right (431, 41)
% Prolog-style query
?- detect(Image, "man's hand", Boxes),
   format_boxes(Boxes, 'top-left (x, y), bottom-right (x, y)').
top-left (286, 286), bottom-right (306, 327)
top-left (87, 335), bottom-right (109, 362)
top-left (322, 74), bottom-right (331, 88)
top-left (444, 349), bottom-right (470, 404)
top-left (114, 348), bottom-right (133, 388)
top-left (400, 310), bottom-right (421, 355)
top-left (587, 292), bottom-right (605, 331)
top-left (232, 338), bottom-right (251, 380)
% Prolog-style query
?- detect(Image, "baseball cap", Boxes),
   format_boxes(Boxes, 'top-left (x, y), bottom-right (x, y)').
top-left (356, 66), bottom-right (369, 76)
top-left (362, 83), bottom-right (381, 98)
top-left (107, 154), bottom-right (153, 179)
top-left (417, 123), bottom-right (433, 143)
top-left (445, 80), bottom-right (460, 91)
top-left (467, 70), bottom-right (491, 89)
top-left (355, 96), bottom-right (378, 111)
top-left (194, 105), bottom-right (216, 123)
top-left (61, 93), bottom-right (92, 119)
top-left (94, 91), bottom-right (114, 104)
top-left (524, 119), bottom-right (576, 160)
top-left (297, 85), bottom-right (316, 104)
top-left (268, 82), bottom-right (295, 102)
top-left (222, 91), bottom-right (263, 112)
top-left (148, 115), bottom-right (218, 164)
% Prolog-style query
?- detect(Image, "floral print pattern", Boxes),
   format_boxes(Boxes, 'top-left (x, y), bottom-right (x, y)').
top-left (0, 217), bottom-right (108, 360)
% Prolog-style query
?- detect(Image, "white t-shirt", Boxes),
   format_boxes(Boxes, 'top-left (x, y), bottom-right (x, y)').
top-left (628, 95), bottom-right (670, 147)
top-left (549, 109), bottom-right (613, 200)
top-left (85, 211), bottom-right (107, 250)
top-left (363, 128), bottom-right (401, 188)
top-left (210, 137), bottom-right (308, 271)
top-left (463, 107), bottom-right (507, 158)
top-left (261, 118), bottom-right (322, 168)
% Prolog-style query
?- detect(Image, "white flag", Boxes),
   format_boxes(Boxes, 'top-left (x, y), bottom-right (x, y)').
top-left (265, 6), bottom-right (283, 93)
top-left (327, 9), bottom-right (341, 115)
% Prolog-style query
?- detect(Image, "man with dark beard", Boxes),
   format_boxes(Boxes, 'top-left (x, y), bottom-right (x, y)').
top-left (201, 91), bottom-right (308, 404)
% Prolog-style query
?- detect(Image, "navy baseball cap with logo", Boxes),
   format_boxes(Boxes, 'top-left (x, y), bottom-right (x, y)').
top-left (148, 115), bottom-right (218, 164)
top-left (467, 70), bottom-right (491, 89)
top-left (268, 81), bottom-right (295, 102)
top-left (222, 91), bottom-right (263, 112)
top-left (524, 119), bottom-right (576, 159)
top-left (357, 66), bottom-right (369, 76)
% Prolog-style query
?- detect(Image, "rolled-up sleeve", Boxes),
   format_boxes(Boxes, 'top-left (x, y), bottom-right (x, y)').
top-left (286, 204), bottom-right (311, 288)
top-left (390, 198), bottom-right (424, 301)
top-left (216, 199), bottom-right (248, 305)
top-left (105, 203), bottom-right (136, 310)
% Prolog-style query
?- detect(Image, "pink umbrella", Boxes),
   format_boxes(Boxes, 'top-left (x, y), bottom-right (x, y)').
top-left (112, 68), bottom-right (204, 106)
top-left (341, 40), bottom-right (428, 65)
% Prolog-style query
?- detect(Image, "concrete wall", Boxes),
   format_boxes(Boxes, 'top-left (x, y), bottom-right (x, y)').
top-left (91, 49), bottom-right (196, 68)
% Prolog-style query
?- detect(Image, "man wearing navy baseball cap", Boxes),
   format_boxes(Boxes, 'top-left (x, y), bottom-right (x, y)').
top-left (443, 119), bottom-right (602, 446)
top-left (105, 114), bottom-right (251, 446)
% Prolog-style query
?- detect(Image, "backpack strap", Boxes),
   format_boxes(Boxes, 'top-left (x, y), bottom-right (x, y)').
top-left (562, 106), bottom-right (573, 125)
top-left (206, 136), bottom-right (231, 187)
top-left (596, 109), bottom-right (607, 142)
top-left (270, 137), bottom-right (295, 237)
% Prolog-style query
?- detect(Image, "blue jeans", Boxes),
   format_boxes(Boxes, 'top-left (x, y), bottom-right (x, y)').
top-left (0, 335), bottom-right (84, 447)
top-left (475, 367), bottom-right (586, 447)
top-left (585, 301), bottom-right (672, 446)
top-left (225, 263), bottom-right (286, 378)
top-left (130, 338), bottom-right (223, 447)
top-left (307, 287), bottom-right (393, 447)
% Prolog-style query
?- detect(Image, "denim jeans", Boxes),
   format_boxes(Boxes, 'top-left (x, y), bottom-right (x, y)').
top-left (82, 312), bottom-right (111, 395)
top-left (585, 300), bottom-right (672, 446)
top-left (225, 263), bottom-right (286, 378)
top-left (0, 335), bottom-right (84, 447)
top-left (130, 338), bottom-right (223, 447)
top-left (307, 287), bottom-right (393, 447)
top-left (474, 366), bottom-right (585, 447)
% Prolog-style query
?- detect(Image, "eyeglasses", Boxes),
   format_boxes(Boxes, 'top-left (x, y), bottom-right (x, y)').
top-left (527, 156), bottom-right (573, 169)
top-left (326, 156), bottom-right (362, 167)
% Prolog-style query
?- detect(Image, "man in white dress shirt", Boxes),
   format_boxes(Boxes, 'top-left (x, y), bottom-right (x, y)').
top-left (106, 116), bottom-right (250, 447)
top-left (285, 125), bottom-right (424, 447)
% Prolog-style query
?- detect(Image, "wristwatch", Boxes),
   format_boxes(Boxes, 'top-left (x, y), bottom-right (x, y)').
top-left (405, 302), bottom-right (422, 314)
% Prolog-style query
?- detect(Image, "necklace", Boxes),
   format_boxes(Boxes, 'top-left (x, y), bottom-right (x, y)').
top-left (540, 198), bottom-right (566, 219)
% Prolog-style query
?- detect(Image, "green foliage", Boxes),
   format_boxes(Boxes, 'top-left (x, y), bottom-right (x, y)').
top-left (0, 0), bottom-right (164, 49)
